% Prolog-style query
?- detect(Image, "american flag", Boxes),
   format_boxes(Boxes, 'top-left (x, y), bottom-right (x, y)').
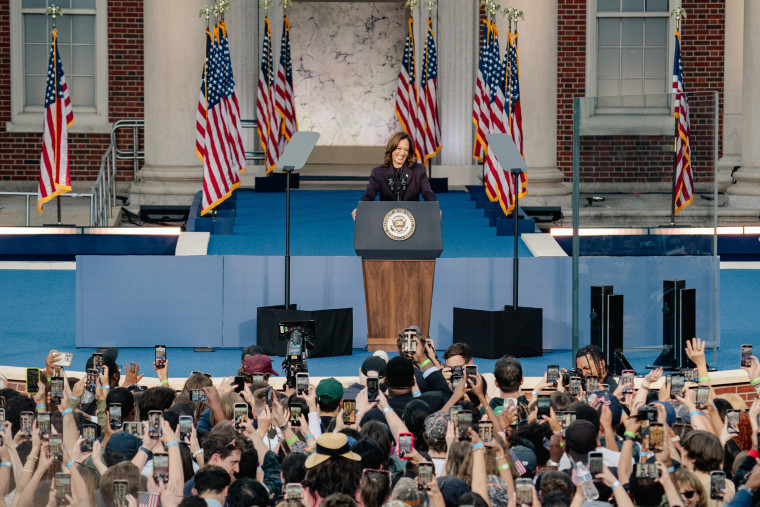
top-left (217, 22), bottom-right (247, 179)
top-left (138, 491), bottom-right (159, 507)
top-left (507, 32), bottom-right (527, 202)
top-left (472, 20), bottom-right (491, 162)
top-left (37, 30), bottom-right (73, 212)
top-left (395, 17), bottom-right (423, 161)
top-left (419, 17), bottom-right (441, 163)
top-left (673, 30), bottom-right (693, 215)
top-left (257, 17), bottom-right (281, 173)
top-left (275, 16), bottom-right (298, 153)
top-left (481, 24), bottom-right (513, 216)
top-left (197, 25), bottom-right (242, 215)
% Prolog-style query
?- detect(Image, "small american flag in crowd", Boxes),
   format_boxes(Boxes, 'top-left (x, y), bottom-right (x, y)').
top-left (138, 491), bottom-right (159, 507)
top-left (672, 30), bottom-right (693, 215)
top-left (395, 17), bottom-right (423, 161)
top-left (419, 17), bottom-right (441, 163)
top-left (37, 29), bottom-right (73, 212)
top-left (256, 17), bottom-right (281, 172)
top-left (275, 16), bottom-right (298, 152)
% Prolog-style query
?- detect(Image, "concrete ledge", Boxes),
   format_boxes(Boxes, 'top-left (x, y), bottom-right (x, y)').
top-left (175, 232), bottom-right (210, 256)
top-left (522, 233), bottom-right (568, 257)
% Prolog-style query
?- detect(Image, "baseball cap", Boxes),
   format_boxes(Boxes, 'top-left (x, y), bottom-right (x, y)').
top-left (242, 354), bottom-right (279, 376)
top-left (424, 411), bottom-right (450, 445)
top-left (316, 378), bottom-right (345, 403)
top-left (361, 356), bottom-right (387, 378)
top-left (104, 432), bottom-right (142, 465)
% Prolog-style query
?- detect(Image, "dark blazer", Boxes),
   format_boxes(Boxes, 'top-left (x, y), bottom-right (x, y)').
top-left (359, 163), bottom-right (437, 202)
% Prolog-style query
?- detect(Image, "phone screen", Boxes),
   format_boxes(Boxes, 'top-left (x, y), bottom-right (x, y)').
top-left (585, 375), bottom-right (598, 393)
top-left (50, 377), bottom-right (64, 405)
top-left (537, 396), bottom-right (551, 418)
top-left (547, 365), bottom-right (559, 383)
top-left (234, 403), bottom-right (248, 430)
top-left (179, 415), bottom-right (193, 442)
top-left (149, 411), bottom-right (163, 439)
top-left (696, 385), bottom-right (709, 408)
top-left (727, 410), bottom-right (740, 435)
top-left (55, 473), bottom-right (71, 502)
top-left (367, 376), bottom-right (379, 402)
top-left (155, 345), bottom-right (166, 368)
top-left (465, 365), bottom-right (478, 379)
top-left (109, 404), bottom-right (122, 430)
top-left (741, 344), bottom-right (753, 367)
top-left (82, 424), bottom-right (97, 451)
top-left (418, 463), bottom-right (434, 487)
top-left (296, 373), bottom-right (309, 394)
top-left (50, 434), bottom-right (63, 460)
top-left (670, 374), bottom-right (685, 398)
top-left (252, 372), bottom-right (265, 383)
top-left (233, 376), bottom-right (245, 393)
top-left (621, 370), bottom-right (635, 393)
top-left (124, 421), bottom-right (143, 436)
top-left (516, 478), bottom-right (533, 505)
top-left (38, 412), bottom-right (51, 439)
top-left (190, 389), bottom-right (207, 402)
top-left (0, 408), bottom-right (5, 427)
top-left (153, 453), bottom-right (169, 484)
top-left (20, 411), bottom-right (34, 434)
top-left (478, 420), bottom-right (493, 442)
top-left (26, 368), bottom-right (39, 394)
top-left (343, 400), bottom-right (356, 424)
top-left (649, 423), bottom-right (664, 452)
top-left (86, 369), bottom-right (99, 392)
top-left (569, 377), bottom-right (582, 397)
top-left (92, 353), bottom-right (104, 371)
top-left (457, 411), bottom-right (472, 440)
top-left (710, 471), bottom-right (726, 500)
top-left (399, 433), bottom-right (413, 458)
top-left (289, 404), bottom-right (302, 426)
top-left (588, 452), bottom-right (603, 476)
top-left (113, 480), bottom-right (129, 507)
top-left (286, 483), bottom-right (302, 500)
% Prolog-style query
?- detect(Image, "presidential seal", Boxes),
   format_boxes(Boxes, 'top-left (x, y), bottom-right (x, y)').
top-left (383, 208), bottom-right (416, 241)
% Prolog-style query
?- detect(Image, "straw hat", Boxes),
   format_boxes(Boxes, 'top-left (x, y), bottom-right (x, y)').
top-left (304, 433), bottom-right (361, 468)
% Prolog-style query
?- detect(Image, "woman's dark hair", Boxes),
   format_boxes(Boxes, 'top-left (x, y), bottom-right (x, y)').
top-left (322, 492), bottom-right (358, 507)
top-left (539, 470), bottom-right (575, 498)
top-left (383, 132), bottom-right (416, 168)
top-left (227, 477), bottom-right (270, 507)
top-left (303, 457), bottom-right (362, 501)
top-left (458, 492), bottom-right (489, 507)
top-left (282, 452), bottom-right (308, 484)
top-left (712, 398), bottom-right (732, 421)
top-left (352, 439), bottom-right (386, 471)
top-left (550, 392), bottom-right (575, 413)
top-left (360, 420), bottom-right (392, 465)
top-left (628, 476), bottom-right (664, 507)
top-left (179, 444), bottom-right (195, 482)
top-left (541, 490), bottom-right (572, 507)
top-left (402, 399), bottom-right (432, 453)
top-left (682, 430), bottom-right (724, 472)
top-left (340, 428), bottom-right (362, 442)
top-left (513, 422), bottom-right (553, 466)
top-left (359, 469), bottom-right (391, 507)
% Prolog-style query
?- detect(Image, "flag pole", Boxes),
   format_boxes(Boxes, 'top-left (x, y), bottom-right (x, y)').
top-left (670, 7), bottom-right (686, 225)
top-left (46, 5), bottom-right (63, 224)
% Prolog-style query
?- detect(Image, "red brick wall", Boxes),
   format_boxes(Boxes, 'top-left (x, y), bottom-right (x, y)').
top-left (0, 1), bottom-right (144, 184)
top-left (557, 0), bottom-right (724, 184)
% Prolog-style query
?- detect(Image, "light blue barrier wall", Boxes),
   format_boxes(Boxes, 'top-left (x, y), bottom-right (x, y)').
top-left (76, 255), bottom-right (716, 350)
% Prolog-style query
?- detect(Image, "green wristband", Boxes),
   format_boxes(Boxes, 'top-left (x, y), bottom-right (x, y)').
top-left (420, 359), bottom-right (432, 368)
top-left (750, 376), bottom-right (760, 387)
top-left (286, 436), bottom-right (299, 446)
top-left (624, 431), bottom-right (636, 439)
top-left (698, 376), bottom-right (711, 382)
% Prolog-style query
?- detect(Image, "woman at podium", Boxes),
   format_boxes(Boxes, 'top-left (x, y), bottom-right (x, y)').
top-left (352, 132), bottom-right (436, 219)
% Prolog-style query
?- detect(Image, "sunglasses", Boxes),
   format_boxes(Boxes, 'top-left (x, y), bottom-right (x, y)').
top-left (362, 469), bottom-right (391, 481)
top-left (192, 371), bottom-right (213, 378)
top-left (681, 490), bottom-right (696, 499)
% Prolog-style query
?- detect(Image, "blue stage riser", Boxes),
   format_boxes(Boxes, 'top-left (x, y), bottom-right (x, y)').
top-left (75, 255), bottom-right (717, 351)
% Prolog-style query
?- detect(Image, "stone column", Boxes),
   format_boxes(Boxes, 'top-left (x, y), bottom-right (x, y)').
top-left (727, 0), bottom-right (760, 207)
top-left (132, 0), bottom-right (208, 206)
top-left (492, 0), bottom-right (569, 200)
top-left (717, 0), bottom-right (743, 192)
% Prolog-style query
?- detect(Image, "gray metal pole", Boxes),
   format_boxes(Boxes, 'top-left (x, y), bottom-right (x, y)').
top-left (712, 91), bottom-right (719, 363)
top-left (572, 98), bottom-right (581, 360)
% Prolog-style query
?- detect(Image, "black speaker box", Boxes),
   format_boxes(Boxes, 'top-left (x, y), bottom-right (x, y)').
top-left (452, 306), bottom-right (543, 359)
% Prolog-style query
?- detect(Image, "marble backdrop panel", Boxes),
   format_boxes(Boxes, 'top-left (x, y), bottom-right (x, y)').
top-left (290, 2), bottom-right (406, 146)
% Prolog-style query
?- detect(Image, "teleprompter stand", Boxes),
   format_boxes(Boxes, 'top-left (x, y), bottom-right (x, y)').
top-left (256, 132), bottom-right (353, 358)
top-left (453, 133), bottom-right (543, 359)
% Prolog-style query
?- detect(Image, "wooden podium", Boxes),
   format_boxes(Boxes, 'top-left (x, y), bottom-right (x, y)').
top-left (354, 201), bottom-right (442, 352)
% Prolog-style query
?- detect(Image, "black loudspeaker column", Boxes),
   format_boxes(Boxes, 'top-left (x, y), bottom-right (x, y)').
top-left (452, 306), bottom-right (543, 359)
top-left (653, 280), bottom-right (696, 370)
top-left (589, 286), bottom-right (628, 375)
top-left (590, 285), bottom-right (613, 354)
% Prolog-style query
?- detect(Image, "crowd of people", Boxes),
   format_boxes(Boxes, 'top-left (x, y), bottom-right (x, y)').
top-left (0, 335), bottom-right (759, 507)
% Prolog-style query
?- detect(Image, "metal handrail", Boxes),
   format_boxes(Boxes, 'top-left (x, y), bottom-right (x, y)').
top-left (0, 191), bottom-right (93, 226)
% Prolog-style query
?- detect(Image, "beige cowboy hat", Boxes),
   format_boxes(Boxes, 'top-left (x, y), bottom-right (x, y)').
top-left (304, 432), bottom-right (361, 468)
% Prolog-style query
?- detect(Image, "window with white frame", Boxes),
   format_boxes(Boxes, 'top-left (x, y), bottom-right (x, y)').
top-left (8, 0), bottom-right (109, 132)
top-left (583, 0), bottom-right (675, 134)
